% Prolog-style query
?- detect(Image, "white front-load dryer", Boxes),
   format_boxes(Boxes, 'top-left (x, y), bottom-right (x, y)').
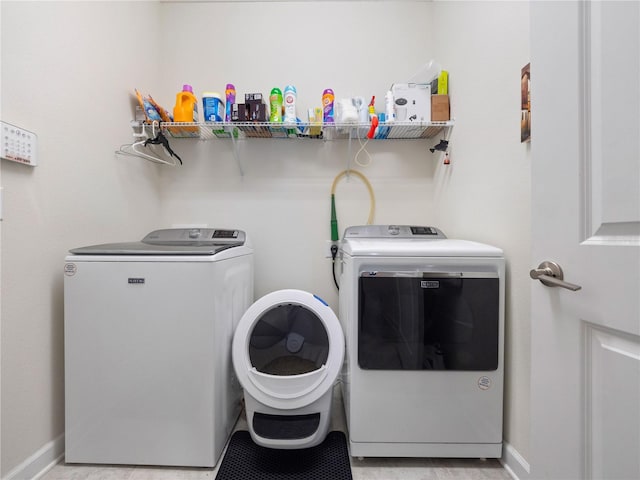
top-left (232, 289), bottom-right (344, 449)
top-left (339, 225), bottom-right (505, 459)
top-left (64, 228), bottom-right (253, 467)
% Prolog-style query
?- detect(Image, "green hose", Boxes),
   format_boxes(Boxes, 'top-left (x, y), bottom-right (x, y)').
top-left (330, 194), bottom-right (339, 242)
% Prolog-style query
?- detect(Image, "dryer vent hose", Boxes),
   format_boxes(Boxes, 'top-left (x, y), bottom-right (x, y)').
top-left (330, 170), bottom-right (376, 241)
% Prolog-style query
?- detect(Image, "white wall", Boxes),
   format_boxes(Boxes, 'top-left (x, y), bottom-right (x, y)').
top-left (431, 0), bottom-right (532, 460)
top-left (156, 0), bottom-right (438, 306)
top-left (0, 0), bottom-right (532, 476)
top-left (0, 1), bottom-right (164, 476)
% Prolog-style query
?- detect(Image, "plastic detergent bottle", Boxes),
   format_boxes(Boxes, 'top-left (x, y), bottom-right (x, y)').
top-left (202, 92), bottom-right (224, 122)
top-left (173, 84), bottom-right (199, 123)
top-left (322, 88), bottom-right (335, 123)
top-left (225, 84), bottom-right (236, 122)
top-left (385, 90), bottom-right (395, 122)
top-left (283, 85), bottom-right (297, 124)
top-left (269, 87), bottom-right (283, 122)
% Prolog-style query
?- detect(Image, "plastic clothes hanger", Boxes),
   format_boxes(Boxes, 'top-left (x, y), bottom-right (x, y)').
top-left (115, 122), bottom-right (181, 166)
top-left (144, 130), bottom-right (182, 165)
top-left (116, 140), bottom-right (176, 166)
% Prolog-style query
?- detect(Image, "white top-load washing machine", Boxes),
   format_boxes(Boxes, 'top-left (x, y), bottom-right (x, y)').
top-left (339, 225), bottom-right (505, 458)
top-left (64, 228), bottom-right (253, 467)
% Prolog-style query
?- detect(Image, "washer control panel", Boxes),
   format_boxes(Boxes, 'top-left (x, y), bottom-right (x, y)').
top-left (343, 225), bottom-right (446, 239)
top-left (142, 228), bottom-right (244, 245)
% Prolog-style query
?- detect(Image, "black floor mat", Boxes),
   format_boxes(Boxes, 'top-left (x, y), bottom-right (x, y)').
top-left (215, 430), bottom-right (352, 480)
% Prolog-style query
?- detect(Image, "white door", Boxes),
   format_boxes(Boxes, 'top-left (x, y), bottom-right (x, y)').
top-left (530, 2), bottom-right (640, 479)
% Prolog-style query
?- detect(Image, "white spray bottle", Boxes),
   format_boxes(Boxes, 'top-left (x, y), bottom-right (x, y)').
top-left (283, 85), bottom-right (297, 125)
top-left (385, 90), bottom-right (395, 123)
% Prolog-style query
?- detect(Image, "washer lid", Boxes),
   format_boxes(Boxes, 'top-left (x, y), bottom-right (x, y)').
top-left (69, 228), bottom-right (246, 255)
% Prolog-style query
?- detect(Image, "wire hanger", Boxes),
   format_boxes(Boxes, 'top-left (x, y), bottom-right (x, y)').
top-left (115, 122), bottom-right (182, 166)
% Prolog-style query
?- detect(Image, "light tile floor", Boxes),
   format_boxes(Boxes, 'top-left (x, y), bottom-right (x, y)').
top-left (40, 388), bottom-right (512, 480)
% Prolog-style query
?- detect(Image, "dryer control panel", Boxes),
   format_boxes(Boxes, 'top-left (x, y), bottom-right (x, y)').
top-left (343, 225), bottom-right (447, 239)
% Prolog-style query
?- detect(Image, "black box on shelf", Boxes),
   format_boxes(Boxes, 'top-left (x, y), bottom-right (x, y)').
top-left (231, 103), bottom-right (249, 122)
top-left (250, 103), bottom-right (268, 122)
top-left (245, 93), bottom-right (264, 104)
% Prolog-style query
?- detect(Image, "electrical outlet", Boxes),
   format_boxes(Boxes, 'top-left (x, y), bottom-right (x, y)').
top-left (324, 240), bottom-right (339, 258)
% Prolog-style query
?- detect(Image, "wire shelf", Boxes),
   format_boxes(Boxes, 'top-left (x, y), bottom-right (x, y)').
top-left (144, 121), bottom-right (453, 141)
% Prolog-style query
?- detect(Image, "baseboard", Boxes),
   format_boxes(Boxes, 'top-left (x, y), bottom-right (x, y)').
top-left (500, 441), bottom-right (530, 480)
top-left (2, 434), bottom-right (64, 480)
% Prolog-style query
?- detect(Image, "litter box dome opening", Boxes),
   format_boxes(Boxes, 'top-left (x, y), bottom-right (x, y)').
top-left (233, 289), bottom-right (344, 411)
top-left (248, 303), bottom-right (330, 376)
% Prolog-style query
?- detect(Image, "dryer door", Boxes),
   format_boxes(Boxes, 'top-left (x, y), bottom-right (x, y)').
top-left (358, 271), bottom-right (499, 371)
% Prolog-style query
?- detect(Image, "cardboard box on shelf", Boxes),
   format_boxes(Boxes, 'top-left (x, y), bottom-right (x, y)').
top-left (431, 95), bottom-right (450, 122)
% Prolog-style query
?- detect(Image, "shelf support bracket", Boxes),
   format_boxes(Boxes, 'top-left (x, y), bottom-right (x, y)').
top-left (228, 127), bottom-right (244, 176)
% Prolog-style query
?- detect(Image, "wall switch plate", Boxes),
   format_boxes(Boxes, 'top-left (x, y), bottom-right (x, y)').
top-left (1, 121), bottom-right (37, 166)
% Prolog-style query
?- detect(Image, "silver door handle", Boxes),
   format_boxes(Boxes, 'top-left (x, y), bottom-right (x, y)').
top-left (530, 261), bottom-right (582, 291)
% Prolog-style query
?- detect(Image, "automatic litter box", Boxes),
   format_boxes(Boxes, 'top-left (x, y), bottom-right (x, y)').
top-left (232, 289), bottom-right (344, 449)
